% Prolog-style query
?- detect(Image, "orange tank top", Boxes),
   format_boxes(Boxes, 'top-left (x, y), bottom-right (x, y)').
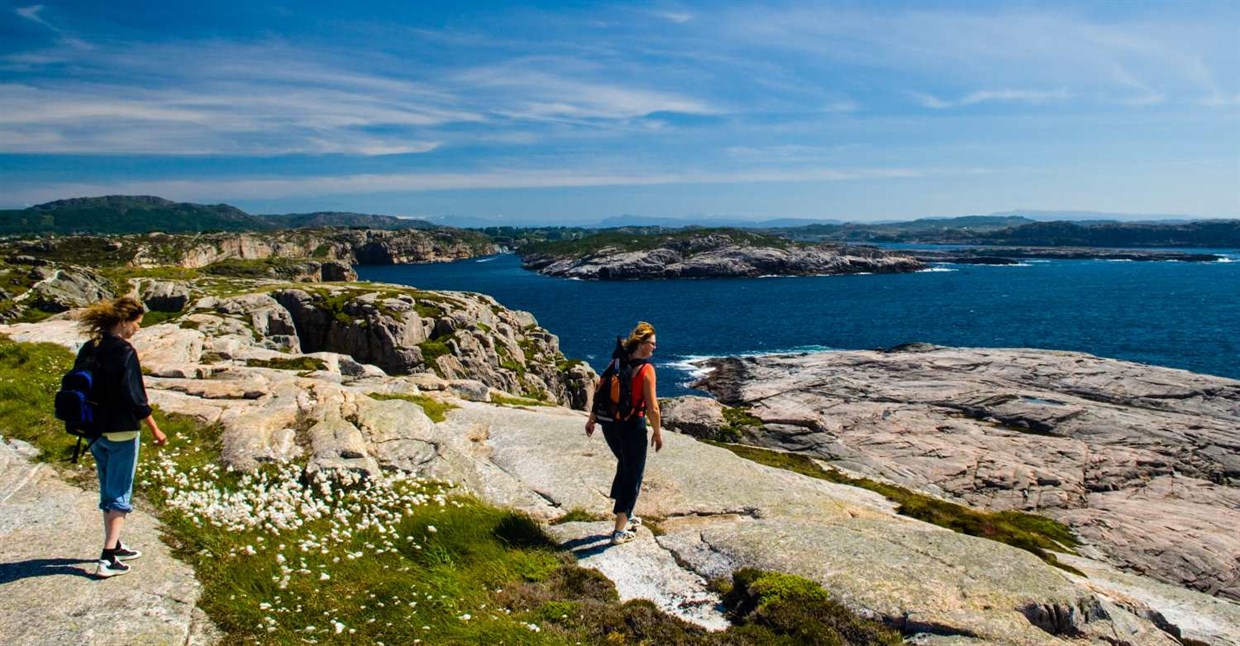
top-left (631, 362), bottom-right (652, 416)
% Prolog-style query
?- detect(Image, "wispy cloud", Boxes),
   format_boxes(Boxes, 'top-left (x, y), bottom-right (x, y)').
top-left (0, 31), bottom-right (718, 156)
top-left (14, 4), bottom-right (91, 49)
top-left (1200, 93), bottom-right (1240, 107)
top-left (910, 88), bottom-right (1071, 109)
top-left (653, 11), bottom-right (693, 24)
top-left (5, 164), bottom-right (987, 205)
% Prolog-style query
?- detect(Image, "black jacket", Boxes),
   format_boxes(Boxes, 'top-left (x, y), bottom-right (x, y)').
top-left (75, 332), bottom-right (152, 433)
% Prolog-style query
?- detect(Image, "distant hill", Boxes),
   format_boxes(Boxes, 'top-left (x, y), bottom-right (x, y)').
top-left (776, 215), bottom-right (1036, 241)
top-left (263, 211), bottom-right (434, 230)
top-left (597, 214), bottom-right (844, 229)
top-left (0, 196), bottom-right (436, 236)
top-left (972, 220), bottom-right (1240, 248)
top-left (2, 195), bottom-right (261, 235)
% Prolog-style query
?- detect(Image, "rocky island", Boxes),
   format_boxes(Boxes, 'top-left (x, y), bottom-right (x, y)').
top-left (519, 229), bottom-right (926, 279)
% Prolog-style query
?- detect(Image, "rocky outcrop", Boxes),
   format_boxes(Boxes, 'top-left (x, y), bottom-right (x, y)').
top-left (692, 346), bottom-right (1240, 603)
top-left (267, 285), bottom-right (592, 405)
top-left (3, 320), bottom-right (1235, 644)
top-left (521, 234), bottom-right (925, 279)
top-left (127, 229), bottom-right (496, 269)
top-left (18, 265), bottom-right (114, 312)
top-left (661, 395), bottom-right (730, 438)
top-left (133, 278), bottom-right (194, 312)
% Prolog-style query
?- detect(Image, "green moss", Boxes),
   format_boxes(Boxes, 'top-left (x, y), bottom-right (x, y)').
top-left (368, 393), bottom-right (458, 423)
top-left (245, 356), bottom-right (328, 371)
top-left (140, 309), bottom-right (184, 326)
top-left (714, 406), bottom-right (763, 442)
top-left (490, 393), bottom-right (555, 407)
top-left (708, 440), bottom-right (1083, 573)
top-left (555, 357), bottom-right (585, 373)
top-left (202, 257), bottom-right (314, 279)
top-left (418, 337), bottom-right (453, 362)
top-left (550, 508), bottom-right (608, 525)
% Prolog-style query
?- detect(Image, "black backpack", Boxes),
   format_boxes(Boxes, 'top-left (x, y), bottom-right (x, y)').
top-left (54, 347), bottom-right (101, 462)
top-left (591, 338), bottom-right (649, 424)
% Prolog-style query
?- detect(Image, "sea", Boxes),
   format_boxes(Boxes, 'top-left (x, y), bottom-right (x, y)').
top-left (356, 250), bottom-right (1240, 397)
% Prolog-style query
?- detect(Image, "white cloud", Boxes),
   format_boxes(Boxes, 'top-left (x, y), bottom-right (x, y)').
top-left (959, 88), bottom-right (1071, 105)
top-left (654, 11), bottom-right (693, 24)
top-left (1200, 93), bottom-right (1240, 107)
top-left (0, 33), bottom-right (718, 156)
top-left (724, 4), bottom-right (1238, 108)
top-left (909, 92), bottom-right (954, 109)
top-left (14, 4), bottom-right (90, 49)
top-left (5, 164), bottom-right (982, 205)
top-left (910, 88), bottom-right (1071, 109)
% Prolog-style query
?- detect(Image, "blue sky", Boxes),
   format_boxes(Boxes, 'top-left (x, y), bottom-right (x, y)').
top-left (0, 0), bottom-right (1237, 224)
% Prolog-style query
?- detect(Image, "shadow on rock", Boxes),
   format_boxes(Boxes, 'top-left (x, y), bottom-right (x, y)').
top-left (0, 557), bottom-right (96, 584)
top-left (562, 533), bottom-right (616, 558)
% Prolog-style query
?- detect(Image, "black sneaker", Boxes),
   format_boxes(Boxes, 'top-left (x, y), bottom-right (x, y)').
top-left (113, 542), bottom-right (142, 561)
top-left (95, 556), bottom-right (131, 578)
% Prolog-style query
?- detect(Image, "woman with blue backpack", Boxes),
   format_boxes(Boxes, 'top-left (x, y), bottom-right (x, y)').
top-left (75, 296), bottom-right (168, 578)
top-left (585, 321), bottom-right (663, 545)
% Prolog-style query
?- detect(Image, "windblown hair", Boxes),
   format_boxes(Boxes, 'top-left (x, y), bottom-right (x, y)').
top-left (78, 296), bottom-right (145, 340)
top-left (622, 321), bottom-right (656, 355)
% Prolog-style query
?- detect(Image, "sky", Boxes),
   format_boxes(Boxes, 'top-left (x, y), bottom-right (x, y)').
top-left (0, 0), bottom-right (1238, 225)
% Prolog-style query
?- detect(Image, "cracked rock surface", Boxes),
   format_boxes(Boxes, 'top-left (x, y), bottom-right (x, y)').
top-left (694, 346), bottom-right (1240, 603)
top-left (0, 438), bottom-right (218, 646)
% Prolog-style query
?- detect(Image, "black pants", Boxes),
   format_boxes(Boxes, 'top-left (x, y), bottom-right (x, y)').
top-left (601, 416), bottom-right (648, 516)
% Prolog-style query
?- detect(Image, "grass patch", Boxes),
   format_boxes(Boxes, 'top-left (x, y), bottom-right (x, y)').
top-left (202, 257), bottom-right (315, 280)
top-left (245, 356), bottom-right (328, 372)
top-left (718, 569), bottom-right (902, 645)
top-left (368, 393), bottom-right (458, 423)
top-left (491, 393), bottom-right (555, 407)
top-left (550, 508), bottom-right (608, 525)
top-left (140, 309), bottom-right (185, 326)
top-left (707, 440), bottom-right (1083, 573)
top-left (418, 335), bottom-right (454, 362)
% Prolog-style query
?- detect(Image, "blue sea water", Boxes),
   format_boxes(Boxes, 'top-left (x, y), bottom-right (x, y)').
top-left (357, 253), bottom-right (1240, 397)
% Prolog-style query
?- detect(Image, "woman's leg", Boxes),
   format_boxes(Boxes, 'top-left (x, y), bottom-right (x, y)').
top-left (95, 437), bottom-right (139, 548)
top-left (611, 418), bottom-right (648, 530)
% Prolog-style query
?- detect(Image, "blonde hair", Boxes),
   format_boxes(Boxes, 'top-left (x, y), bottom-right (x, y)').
top-left (79, 296), bottom-right (145, 340)
top-left (622, 321), bottom-right (656, 355)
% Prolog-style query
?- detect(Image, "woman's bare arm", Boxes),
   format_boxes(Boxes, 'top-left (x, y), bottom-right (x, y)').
top-left (645, 367), bottom-right (663, 451)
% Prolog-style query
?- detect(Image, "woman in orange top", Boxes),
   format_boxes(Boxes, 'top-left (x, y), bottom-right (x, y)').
top-left (585, 321), bottom-right (663, 545)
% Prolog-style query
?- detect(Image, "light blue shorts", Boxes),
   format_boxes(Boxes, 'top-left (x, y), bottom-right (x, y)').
top-left (90, 435), bottom-right (140, 513)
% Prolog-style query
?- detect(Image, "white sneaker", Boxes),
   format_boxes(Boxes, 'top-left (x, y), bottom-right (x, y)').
top-left (626, 516), bottom-right (643, 531)
top-left (95, 556), bottom-right (131, 578)
top-left (610, 529), bottom-right (636, 545)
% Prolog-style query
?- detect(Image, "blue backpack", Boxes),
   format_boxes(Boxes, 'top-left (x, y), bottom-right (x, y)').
top-left (54, 350), bottom-right (101, 462)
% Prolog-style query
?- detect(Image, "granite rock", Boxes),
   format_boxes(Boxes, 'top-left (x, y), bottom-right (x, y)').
top-left (693, 346), bottom-right (1240, 602)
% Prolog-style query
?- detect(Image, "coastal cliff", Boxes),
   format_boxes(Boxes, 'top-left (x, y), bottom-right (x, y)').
top-left (4, 312), bottom-right (1236, 643)
top-left (520, 230), bottom-right (925, 279)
